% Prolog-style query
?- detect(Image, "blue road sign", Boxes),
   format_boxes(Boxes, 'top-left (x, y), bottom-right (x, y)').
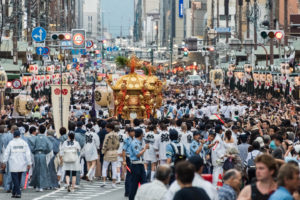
top-left (32, 27), bottom-right (47, 42)
top-left (72, 58), bottom-right (78, 63)
top-left (43, 47), bottom-right (50, 55)
top-left (71, 49), bottom-right (79, 55)
top-left (107, 47), bottom-right (112, 52)
top-left (214, 27), bottom-right (231, 33)
top-left (36, 47), bottom-right (44, 55)
top-left (80, 49), bottom-right (87, 55)
top-left (97, 60), bottom-right (102, 64)
top-left (113, 46), bottom-right (119, 51)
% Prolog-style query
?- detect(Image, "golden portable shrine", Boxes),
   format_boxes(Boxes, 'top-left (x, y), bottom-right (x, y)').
top-left (107, 56), bottom-right (164, 120)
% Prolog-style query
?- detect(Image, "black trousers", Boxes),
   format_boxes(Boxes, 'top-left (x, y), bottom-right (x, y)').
top-left (124, 157), bottom-right (131, 197)
top-left (11, 172), bottom-right (22, 196)
top-left (129, 164), bottom-right (146, 200)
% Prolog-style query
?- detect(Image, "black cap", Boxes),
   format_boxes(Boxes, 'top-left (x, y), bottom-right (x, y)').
top-left (188, 155), bottom-right (204, 171)
top-left (215, 125), bottom-right (222, 133)
top-left (193, 131), bottom-right (201, 136)
top-left (13, 130), bottom-right (21, 137)
top-left (232, 125), bottom-right (239, 130)
top-left (77, 121), bottom-right (83, 127)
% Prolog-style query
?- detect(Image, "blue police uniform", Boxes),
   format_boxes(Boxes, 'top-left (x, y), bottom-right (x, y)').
top-left (128, 139), bottom-right (146, 200)
top-left (190, 139), bottom-right (202, 157)
top-left (166, 140), bottom-right (188, 164)
top-left (122, 136), bottom-right (133, 197)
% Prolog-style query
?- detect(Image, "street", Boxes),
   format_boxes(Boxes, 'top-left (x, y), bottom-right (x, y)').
top-left (0, 181), bottom-right (125, 200)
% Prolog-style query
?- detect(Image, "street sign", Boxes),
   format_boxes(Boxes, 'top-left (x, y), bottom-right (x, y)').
top-left (36, 47), bottom-right (44, 55)
top-left (72, 58), bottom-right (78, 63)
top-left (214, 27), bottom-right (231, 33)
top-left (61, 41), bottom-right (73, 49)
top-left (113, 46), bottom-right (119, 51)
top-left (72, 29), bottom-right (86, 49)
top-left (43, 47), bottom-right (50, 55)
top-left (86, 40), bottom-right (94, 49)
top-left (80, 49), bottom-right (86, 55)
top-left (179, 0), bottom-right (184, 18)
top-left (12, 79), bottom-right (22, 89)
top-left (32, 27), bottom-right (47, 42)
top-left (107, 47), bottom-right (112, 52)
top-left (97, 60), bottom-right (102, 64)
top-left (11, 89), bottom-right (22, 93)
top-left (71, 49), bottom-right (79, 55)
top-left (34, 42), bottom-right (45, 47)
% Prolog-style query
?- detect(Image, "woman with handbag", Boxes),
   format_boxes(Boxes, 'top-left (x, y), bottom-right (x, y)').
top-left (60, 132), bottom-right (81, 192)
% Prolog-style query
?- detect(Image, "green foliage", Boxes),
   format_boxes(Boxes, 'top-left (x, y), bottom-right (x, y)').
top-left (115, 56), bottom-right (129, 68)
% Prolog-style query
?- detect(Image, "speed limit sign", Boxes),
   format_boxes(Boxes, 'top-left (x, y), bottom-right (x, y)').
top-left (72, 29), bottom-right (86, 49)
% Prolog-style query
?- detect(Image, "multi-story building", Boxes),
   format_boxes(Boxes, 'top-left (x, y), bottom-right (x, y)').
top-left (83, 0), bottom-right (101, 40)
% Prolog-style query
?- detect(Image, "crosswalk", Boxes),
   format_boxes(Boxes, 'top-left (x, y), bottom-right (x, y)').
top-left (33, 181), bottom-right (125, 200)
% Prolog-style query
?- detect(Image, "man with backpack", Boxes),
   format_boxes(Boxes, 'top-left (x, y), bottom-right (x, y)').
top-left (166, 129), bottom-right (188, 165)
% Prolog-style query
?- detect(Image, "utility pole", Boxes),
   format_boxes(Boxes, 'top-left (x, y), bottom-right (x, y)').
top-left (225, 0), bottom-right (229, 43)
top-left (270, 0), bottom-right (274, 64)
top-left (217, 0), bottom-right (219, 42)
top-left (0, 0), bottom-right (3, 48)
top-left (4, 0), bottom-right (9, 37)
top-left (27, 0), bottom-right (32, 45)
top-left (246, 0), bottom-right (250, 38)
top-left (238, 0), bottom-right (243, 42)
top-left (254, 0), bottom-right (257, 50)
top-left (37, 0), bottom-right (40, 27)
top-left (192, 2), bottom-right (195, 36)
top-left (211, 0), bottom-right (214, 29)
top-left (284, 0), bottom-right (288, 46)
top-left (13, 0), bottom-right (18, 65)
top-left (67, 0), bottom-right (72, 31)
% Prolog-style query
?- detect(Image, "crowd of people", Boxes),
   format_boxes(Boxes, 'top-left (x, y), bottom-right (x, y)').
top-left (0, 78), bottom-right (300, 200)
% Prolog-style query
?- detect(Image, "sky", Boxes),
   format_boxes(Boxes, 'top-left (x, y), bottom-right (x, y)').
top-left (102, 0), bottom-right (134, 37)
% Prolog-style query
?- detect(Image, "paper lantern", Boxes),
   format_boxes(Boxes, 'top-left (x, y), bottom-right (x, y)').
top-left (22, 77), bottom-right (28, 85)
top-left (46, 75), bottom-right (51, 80)
top-left (28, 77), bottom-right (32, 85)
top-left (37, 76), bottom-right (41, 81)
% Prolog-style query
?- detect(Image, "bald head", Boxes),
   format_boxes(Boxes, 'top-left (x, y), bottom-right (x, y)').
top-left (155, 165), bottom-right (172, 184)
top-left (223, 169), bottom-right (242, 190)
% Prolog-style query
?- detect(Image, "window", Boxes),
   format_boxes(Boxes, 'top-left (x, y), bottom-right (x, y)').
top-left (220, 15), bottom-right (231, 21)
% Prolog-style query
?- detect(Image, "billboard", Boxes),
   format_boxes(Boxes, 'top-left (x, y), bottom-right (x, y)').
top-left (179, 0), bottom-right (184, 18)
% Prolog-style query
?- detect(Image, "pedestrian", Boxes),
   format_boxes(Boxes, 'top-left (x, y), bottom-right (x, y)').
top-left (238, 154), bottom-right (277, 200)
top-left (173, 160), bottom-right (210, 200)
top-left (2, 130), bottom-right (32, 198)
top-left (269, 163), bottom-right (300, 200)
top-left (122, 127), bottom-right (135, 197)
top-left (128, 128), bottom-right (149, 200)
top-left (135, 165), bottom-right (171, 200)
top-left (100, 123), bottom-right (120, 188)
top-left (47, 129), bottom-right (60, 189)
top-left (164, 155), bottom-right (218, 200)
top-left (29, 125), bottom-right (53, 191)
top-left (83, 123), bottom-right (100, 181)
top-left (60, 132), bottom-right (81, 192)
top-left (218, 169), bottom-right (242, 200)
top-left (189, 131), bottom-right (205, 157)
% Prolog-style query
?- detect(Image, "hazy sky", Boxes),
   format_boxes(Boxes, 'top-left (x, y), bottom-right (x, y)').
top-left (102, 0), bottom-right (134, 37)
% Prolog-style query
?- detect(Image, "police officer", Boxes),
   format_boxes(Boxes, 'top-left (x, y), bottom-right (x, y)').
top-left (166, 129), bottom-right (188, 165)
top-left (190, 131), bottom-right (205, 157)
top-left (2, 130), bottom-right (32, 198)
top-left (128, 128), bottom-right (149, 200)
top-left (122, 127), bottom-right (135, 198)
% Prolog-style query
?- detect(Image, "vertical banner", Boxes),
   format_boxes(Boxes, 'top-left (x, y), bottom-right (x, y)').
top-left (51, 84), bottom-right (71, 138)
top-left (179, 0), bottom-right (184, 18)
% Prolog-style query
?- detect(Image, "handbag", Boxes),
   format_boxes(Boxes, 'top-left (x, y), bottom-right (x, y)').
top-left (63, 147), bottom-right (78, 163)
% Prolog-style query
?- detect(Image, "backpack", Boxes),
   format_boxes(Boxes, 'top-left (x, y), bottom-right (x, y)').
top-left (63, 146), bottom-right (78, 163)
top-left (170, 142), bottom-right (186, 165)
top-left (223, 158), bottom-right (235, 171)
top-left (247, 152), bottom-right (255, 168)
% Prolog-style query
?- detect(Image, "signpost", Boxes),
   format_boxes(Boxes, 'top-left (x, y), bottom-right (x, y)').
top-left (32, 27), bottom-right (47, 42)
top-left (12, 79), bottom-right (22, 89)
top-left (36, 47), bottom-right (44, 55)
top-left (214, 27), bottom-right (231, 33)
top-left (72, 29), bottom-right (86, 49)
top-left (179, 0), bottom-right (184, 18)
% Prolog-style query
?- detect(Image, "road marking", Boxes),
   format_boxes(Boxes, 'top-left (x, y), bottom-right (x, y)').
top-left (33, 188), bottom-right (64, 200)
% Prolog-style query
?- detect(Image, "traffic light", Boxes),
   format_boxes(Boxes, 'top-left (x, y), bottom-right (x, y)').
top-left (183, 48), bottom-right (188, 56)
top-left (260, 30), bottom-right (284, 40)
top-left (51, 33), bottom-right (72, 41)
top-left (202, 47), bottom-right (215, 51)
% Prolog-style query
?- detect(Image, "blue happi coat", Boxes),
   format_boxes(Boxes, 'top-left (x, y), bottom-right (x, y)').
top-left (29, 134), bottom-right (53, 189)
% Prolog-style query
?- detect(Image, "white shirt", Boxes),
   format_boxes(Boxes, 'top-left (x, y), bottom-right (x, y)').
top-left (211, 134), bottom-right (225, 166)
top-left (153, 130), bottom-right (170, 160)
top-left (3, 138), bottom-right (32, 172)
top-left (164, 173), bottom-right (218, 200)
top-left (135, 180), bottom-right (167, 200)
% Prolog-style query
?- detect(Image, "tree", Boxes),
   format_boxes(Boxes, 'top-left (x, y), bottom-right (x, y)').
top-left (115, 56), bottom-right (129, 69)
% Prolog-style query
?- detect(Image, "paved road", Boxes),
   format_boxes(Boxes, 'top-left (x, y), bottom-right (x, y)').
top-left (0, 180), bottom-right (125, 200)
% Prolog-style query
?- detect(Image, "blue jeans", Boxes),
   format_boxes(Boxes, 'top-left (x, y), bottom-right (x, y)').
top-left (129, 164), bottom-right (146, 200)
top-left (3, 167), bottom-right (12, 191)
top-left (11, 172), bottom-right (23, 196)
